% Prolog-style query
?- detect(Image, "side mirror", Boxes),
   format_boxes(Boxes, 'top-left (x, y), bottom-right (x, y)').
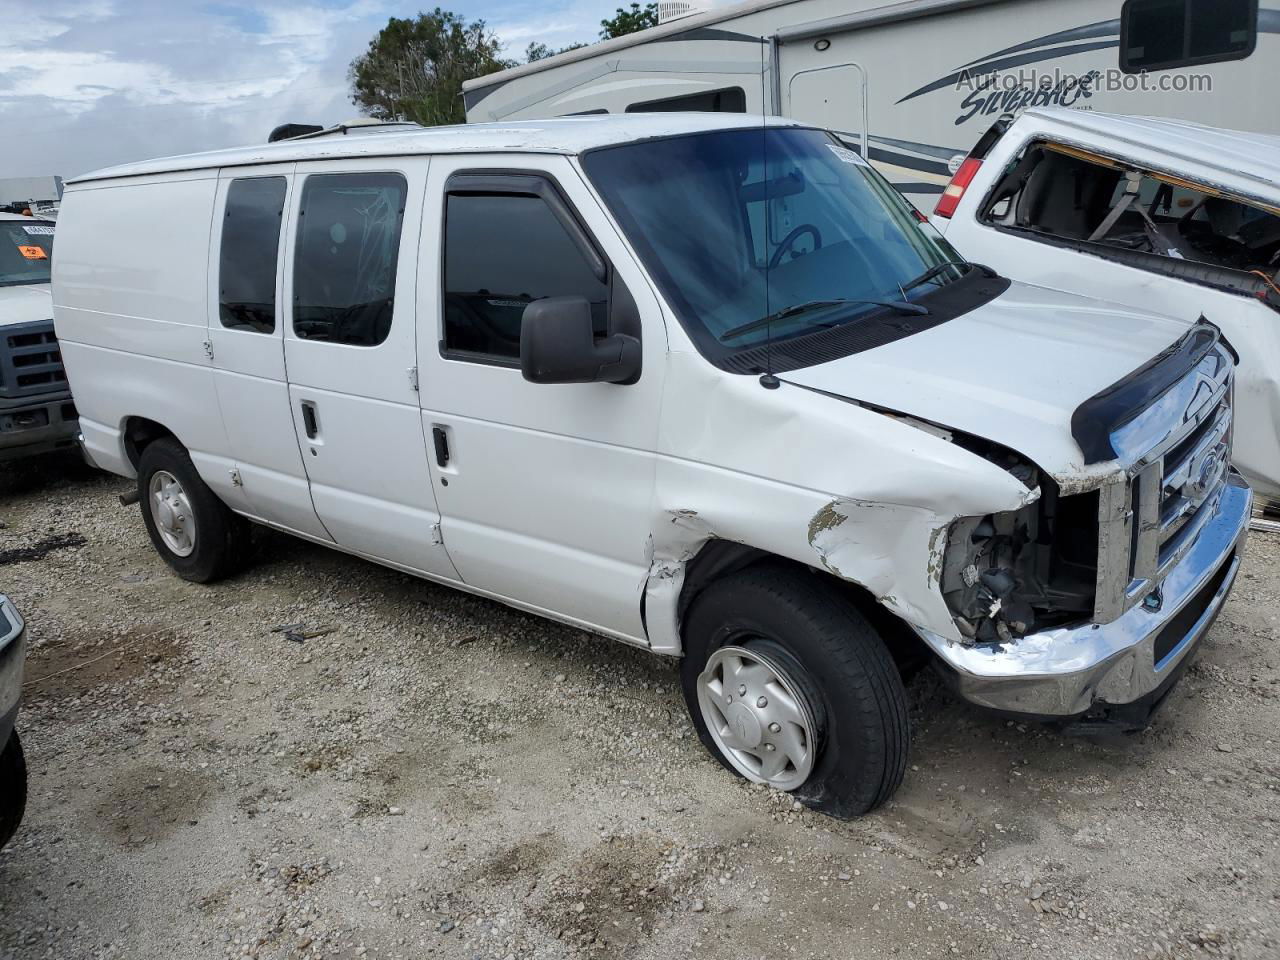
top-left (520, 296), bottom-right (641, 385)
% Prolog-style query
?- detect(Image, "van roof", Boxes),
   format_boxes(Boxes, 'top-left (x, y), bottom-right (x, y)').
top-left (0, 212), bottom-right (52, 223)
top-left (1023, 107), bottom-right (1280, 207)
top-left (67, 114), bottom-right (803, 185)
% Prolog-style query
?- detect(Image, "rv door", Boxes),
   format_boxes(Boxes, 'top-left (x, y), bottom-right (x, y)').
top-left (781, 58), bottom-right (868, 161)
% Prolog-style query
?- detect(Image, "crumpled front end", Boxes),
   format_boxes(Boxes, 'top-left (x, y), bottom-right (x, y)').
top-left (922, 337), bottom-right (1251, 719)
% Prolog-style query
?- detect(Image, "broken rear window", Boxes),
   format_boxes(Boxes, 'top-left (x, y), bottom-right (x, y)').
top-left (979, 142), bottom-right (1280, 306)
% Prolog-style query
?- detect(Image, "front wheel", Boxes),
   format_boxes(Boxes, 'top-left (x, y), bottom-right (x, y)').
top-left (137, 438), bottom-right (249, 583)
top-left (0, 731), bottom-right (27, 849)
top-left (680, 564), bottom-right (909, 818)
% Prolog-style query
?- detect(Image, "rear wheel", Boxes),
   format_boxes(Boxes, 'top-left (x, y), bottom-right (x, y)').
top-left (680, 564), bottom-right (909, 818)
top-left (137, 438), bottom-right (249, 582)
top-left (0, 731), bottom-right (27, 850)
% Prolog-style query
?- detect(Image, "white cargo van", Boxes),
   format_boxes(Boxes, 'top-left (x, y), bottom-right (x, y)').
top-left (53, 115), bottom-right (1252, 816)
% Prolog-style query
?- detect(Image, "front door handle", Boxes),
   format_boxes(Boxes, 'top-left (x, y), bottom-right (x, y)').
top-left (432, 426), bottom-right (450, 467)
top-left (301, 401), bottom-right (319, 440)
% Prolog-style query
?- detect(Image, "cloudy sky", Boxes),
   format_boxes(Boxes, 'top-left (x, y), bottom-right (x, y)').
top-left (0, 0), bottom-right (624, 180)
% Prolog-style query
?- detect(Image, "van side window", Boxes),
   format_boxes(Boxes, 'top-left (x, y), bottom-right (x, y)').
top-left (293, 172), bottom-right (406, 347)
top-left (625, 87), bottom-right (746, 113)
top-left (219, 177), bottom-right (286, 334)
top-left (443, 191), bottom-right (608, 362)
top-left (1121, 0), bottom-right (1257, 72)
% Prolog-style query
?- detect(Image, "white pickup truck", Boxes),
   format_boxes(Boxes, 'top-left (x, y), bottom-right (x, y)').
top-left (933, 107), bottom-right (1280, 508)
top-left (53, 115), bottom-right (1252, 816)
top-left (0, 212), bottom-right (77, 461)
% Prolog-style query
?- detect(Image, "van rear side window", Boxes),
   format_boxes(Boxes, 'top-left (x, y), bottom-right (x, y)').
top-left (293, 172), bottom-right (406, 347)
top-left (219, 177), bottom-right (286, 334)
top-left (1121, 0), bottom-right (1257, 72)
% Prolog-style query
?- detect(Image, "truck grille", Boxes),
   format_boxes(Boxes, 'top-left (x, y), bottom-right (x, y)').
top-left (1094, 346), bottom-right (1233, 622)
top-left (0, 320), bottom-right (67, 400)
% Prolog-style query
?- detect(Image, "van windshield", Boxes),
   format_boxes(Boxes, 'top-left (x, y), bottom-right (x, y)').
top-left (582, 127), bottom-right (970, 367)
top-left (0, 221), bottom-right (54, 286)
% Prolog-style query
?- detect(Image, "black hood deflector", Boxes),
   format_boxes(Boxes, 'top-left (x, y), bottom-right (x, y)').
top-left (1071, 319), bottom-right (1228, 464)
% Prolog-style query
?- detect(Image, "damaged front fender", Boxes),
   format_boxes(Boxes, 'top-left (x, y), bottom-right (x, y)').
top-left (643, 352), bottom-right (1044, 654)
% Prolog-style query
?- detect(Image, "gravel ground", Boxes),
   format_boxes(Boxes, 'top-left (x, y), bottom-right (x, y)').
top-left (0, 452), bottom-right (1277, 960)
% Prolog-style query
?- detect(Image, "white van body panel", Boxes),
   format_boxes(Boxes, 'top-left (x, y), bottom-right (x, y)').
top-left (645, 345), bottom-right (1037, 650)
top-left (780, 282), bottom-right (1192, 486)
top-left (417, 153), bottom-right (670, 641)
top-left (936, 108), bottom-right (1280, 499)
top-left (205, 164), bottom-right (330, 536)
top-left (279, 154), bottom-right (458, 579)
top-left (51, 173), bottom-right (238, 490)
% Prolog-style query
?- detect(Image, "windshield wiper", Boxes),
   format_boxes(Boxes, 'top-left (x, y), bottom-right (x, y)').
top-left (900, 259), bottom-right (995, 295)
top-left (720, 297), bottom-right (928, 342)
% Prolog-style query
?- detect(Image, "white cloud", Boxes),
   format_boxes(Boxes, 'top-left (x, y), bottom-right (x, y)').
top-left (0, 0), bottom-right (624, 177)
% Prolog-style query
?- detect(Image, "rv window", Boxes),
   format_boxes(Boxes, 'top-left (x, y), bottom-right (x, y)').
top-left (219, 177), bottom-right (286, 334)
top-left (443, 191), bottom-right (609, 363)
top-left (1121, 0), bottom-right (1257, 72)
top-left (292, 172), bottom-right (406, 347)
top-left (980, 143), bottom-right (1280, 287)
top-left (625, 87), bottom-right (747, 114)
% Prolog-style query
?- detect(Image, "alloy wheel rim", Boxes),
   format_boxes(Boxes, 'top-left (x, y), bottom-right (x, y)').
top-left (696, 644), bottom-right (817, 791)
top-left (148, 470), bottom-right (196, 558)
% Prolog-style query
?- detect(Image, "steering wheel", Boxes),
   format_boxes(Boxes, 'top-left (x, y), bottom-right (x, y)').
top-left (447, 293), bottom-right (523, 349)
top-left (770, 224), bottom-right (822, 269)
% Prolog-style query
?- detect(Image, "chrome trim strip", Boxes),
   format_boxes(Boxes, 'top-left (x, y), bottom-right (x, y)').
top-left (1110, 350), bottom-right (1231, 468)
top-left (1094, 348), bottom-right (1235, 623)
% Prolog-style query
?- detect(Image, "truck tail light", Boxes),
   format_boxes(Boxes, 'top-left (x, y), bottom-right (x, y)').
top-left (934, 157), bottom-right (982, 219)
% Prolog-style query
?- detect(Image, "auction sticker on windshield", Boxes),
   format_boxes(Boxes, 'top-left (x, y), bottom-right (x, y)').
top-left (22, 225), bottom-right (54, 236)
top-left (827, 144), bottom-right (868, 166)
top-left (16, 245), bottom-right (47, 260)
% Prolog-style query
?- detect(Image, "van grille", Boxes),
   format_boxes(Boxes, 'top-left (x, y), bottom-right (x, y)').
top-left (1094, 347), bottom-right (1233, 622)
top-left (0, 320), bottom-right (67, 399)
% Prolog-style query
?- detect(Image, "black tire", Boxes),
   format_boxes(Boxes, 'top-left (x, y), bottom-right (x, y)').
top-left (137, 438), bottom-right (250, 583)
top-left (680, 564), bottom-right (909, 818)
top-left (0, 731), bottom-right (27, 850)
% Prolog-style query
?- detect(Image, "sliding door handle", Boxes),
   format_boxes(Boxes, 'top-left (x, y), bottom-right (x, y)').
top-left (301, 401), bottom-right (319, 439)
top-left (432, 426), bottom-right (450, 467)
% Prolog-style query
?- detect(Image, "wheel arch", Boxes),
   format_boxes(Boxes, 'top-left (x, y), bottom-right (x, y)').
top-left (121, 416), bottom-right (181, 470)
top-left (648, 536), bottom-right (931, 674)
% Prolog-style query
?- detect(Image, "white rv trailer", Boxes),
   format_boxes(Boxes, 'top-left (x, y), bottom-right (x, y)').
top-left (463, 0), bottom-right (1278, 206)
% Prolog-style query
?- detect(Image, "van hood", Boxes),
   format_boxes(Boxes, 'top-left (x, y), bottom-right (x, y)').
top-left (0, 283), bottom-right (53, 328)
top-left (780, 282), bottom-right (1189, 483)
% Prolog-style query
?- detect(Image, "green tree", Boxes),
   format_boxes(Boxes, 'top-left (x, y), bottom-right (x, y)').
top-left (600, 2), bottom-right (659, 39)
top-left (525, 41), bottom-right (587, 62)
top-left (349, 10), bottom-right (512, 127)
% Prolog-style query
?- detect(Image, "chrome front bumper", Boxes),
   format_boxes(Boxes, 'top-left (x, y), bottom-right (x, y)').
top-left (919, 472), bottom-right (1252, 718)
top-left (0, 595), bottom-right (26, 745)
